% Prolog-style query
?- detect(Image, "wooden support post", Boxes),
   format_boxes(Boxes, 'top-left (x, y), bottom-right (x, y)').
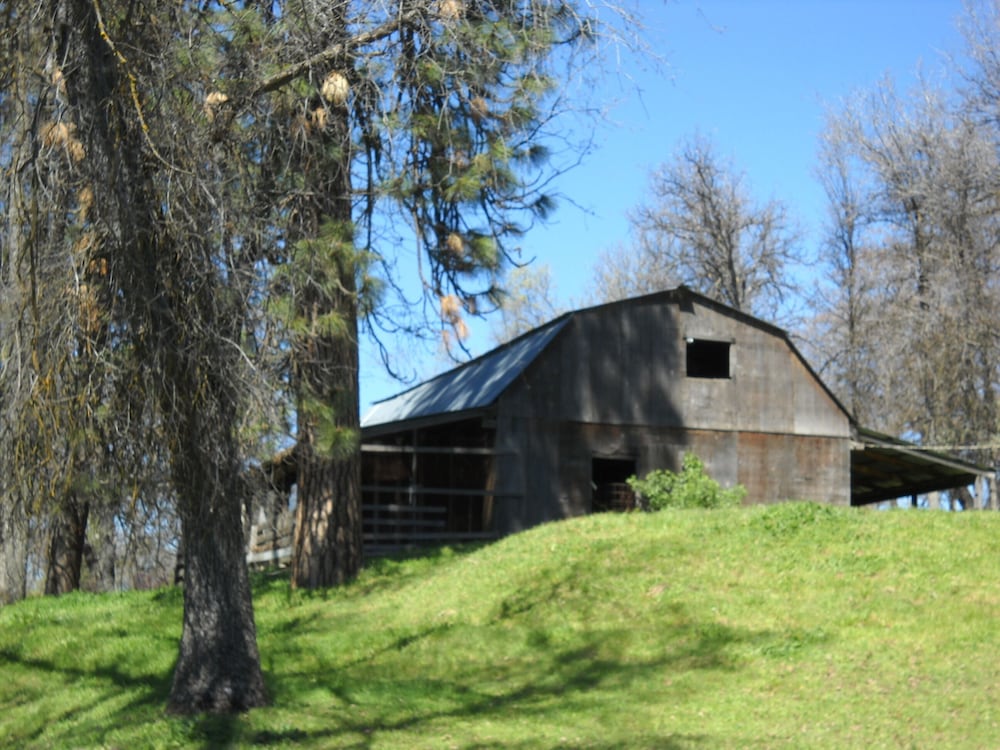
top-left (409, 428), bottom-right (418, 507)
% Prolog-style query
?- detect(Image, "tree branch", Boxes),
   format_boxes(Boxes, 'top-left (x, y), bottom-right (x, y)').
top-left (250, 9), bottom-right (423, 98)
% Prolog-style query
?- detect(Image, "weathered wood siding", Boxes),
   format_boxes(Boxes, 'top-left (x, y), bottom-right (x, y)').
top-left (492, 295), bottom-right (850, 530)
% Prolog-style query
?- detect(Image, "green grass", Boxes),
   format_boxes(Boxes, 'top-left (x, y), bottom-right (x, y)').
top-left (4, 503), bottom-right (1000, 748)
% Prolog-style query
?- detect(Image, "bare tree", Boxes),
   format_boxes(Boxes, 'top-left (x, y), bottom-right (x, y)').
top-left (490, 263), bottom-right (564, 344)
top-left (586, 240), bottom-right (677, 304)
top-left (812, 72), bottom-right (1000, 482)
top-left (0, 500), bottom-right (28, 604)
top-left (806, 113), bottom-right (884, 425)
top-left (595, 135), bottom-right (802, 318)
top-left (0, 0), bottom-right (131, 596)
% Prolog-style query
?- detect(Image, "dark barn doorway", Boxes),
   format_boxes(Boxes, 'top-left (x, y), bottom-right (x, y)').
top-left (592, 457), bottom-right (637, 512)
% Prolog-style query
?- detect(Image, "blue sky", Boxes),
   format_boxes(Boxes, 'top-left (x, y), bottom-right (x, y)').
top-left (360, 0), bottom-right (969, 412)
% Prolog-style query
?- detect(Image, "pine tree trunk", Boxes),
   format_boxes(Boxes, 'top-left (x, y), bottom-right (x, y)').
top-left (292, 430), bottom-right (363, 589)
top-left (158, 388), bottom-right (270, 712)
top-left (287, 67), bottom-right (363, 589)
top-left (291, 315), bottom-right (363, 588)
top-left (44, 496), bottom-right (90, 596)
top-left (165, 392), bottom-right (268, 714)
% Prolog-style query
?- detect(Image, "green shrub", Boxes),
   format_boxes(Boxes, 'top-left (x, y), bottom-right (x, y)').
top-left (627, 453), bottom-right (746, 511)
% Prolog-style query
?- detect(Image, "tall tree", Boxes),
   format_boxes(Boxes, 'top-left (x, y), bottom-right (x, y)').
top-left (2, 0), bottom-right (640, 713)
top-left (813, 74), bottom-right (1000, 486)
top-left (593, 134), bottom-right (802, 318)
top-left (806, 113), bottom-right (883, 425)
top-left (585, 239), bottom-right (676, 304)
top-left (1, 0), bottom-right (268, 711)
top-left (236, 1), bottom-right (635, 588)
top-left (0, 0), bottom-right (125, 596)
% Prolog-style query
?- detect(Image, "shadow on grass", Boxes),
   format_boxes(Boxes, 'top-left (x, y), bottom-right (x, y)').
top-left (0, 645), bottom-right (173, 746)
top-left (151, 583), bottom-right (184, 606)
top-left (251, 588), bottom-right (803, 749)
top-left (0, 538), bottom-right (831, 749)
top-left (455, 739), bottom-right (704, 750)
top-left (252, 624), bottom-right (725, 748)
top-left (245, 544), bottom-right (490, 608)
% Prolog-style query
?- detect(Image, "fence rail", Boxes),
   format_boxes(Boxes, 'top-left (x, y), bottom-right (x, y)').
top-left (247, 502), bottom-right (496, 565)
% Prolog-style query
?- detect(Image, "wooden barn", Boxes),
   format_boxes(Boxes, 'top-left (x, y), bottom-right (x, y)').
top-left (359, 287), bottom-right (994, 548)
top-left (248, 287), bottom-right (995, 561)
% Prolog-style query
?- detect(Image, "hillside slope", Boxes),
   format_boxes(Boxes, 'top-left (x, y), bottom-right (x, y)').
top-left (3, 503), bottom-right (1000, 748)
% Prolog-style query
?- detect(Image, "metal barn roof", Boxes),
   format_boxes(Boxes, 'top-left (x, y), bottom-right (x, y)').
top-left (851, 427), bottom-right (994, 505)
top-left (362, 316), bottom-right (570, 431)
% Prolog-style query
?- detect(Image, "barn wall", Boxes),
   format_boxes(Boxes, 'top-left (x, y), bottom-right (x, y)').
top-left (675, 299), bottom-right (848, 437)
top-left (554, 296), bottom-right (685, 426)
top-left (490, 420), bottom-right (850, 533)
top-left (493, 419), bottom-right (687, 532)
top-left (554, 423), bottom-right (691, 520)
top-left (493, 414), bottom-right (561, 533)
top-left (501, 295), bottom-right (848, 438)
top-left (734, 431), bottom-right (850, 505)
top-left (490, 294), bottom-right (852, 529)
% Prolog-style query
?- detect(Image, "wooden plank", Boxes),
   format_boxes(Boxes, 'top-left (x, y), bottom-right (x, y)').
top-left (251, 539), bottom-right (293, 553)
top-left (362, 444), bottom-right (510, 456)
top-left (246, 547), bottom-right (292, 565)
top-left (362, 485), bottom-right (521, 498)
top-left (365, 519), bottom-right (446, 530)
top-left (362, 503), bottom-right (447, 514)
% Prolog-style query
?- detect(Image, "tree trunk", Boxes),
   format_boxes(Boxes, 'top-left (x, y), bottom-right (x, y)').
top-left (168, 503), bottom-right (268, 714)
top-left (44, 496), bottom-right (90, 596)
top-left (166, 395), bottom-right (267, 714)
top-left (291, 311), bottom-right (363, 588)
top-left (84, 502), bottom-right (117, 592)
top-left (0, 502), bottom-right (29, 604)
top-left (287, 58), bottom-right (363, 588)
top-left (154, 265), bottom-right (269, 712)
top-left (292, 429), bottom-right (363, 589)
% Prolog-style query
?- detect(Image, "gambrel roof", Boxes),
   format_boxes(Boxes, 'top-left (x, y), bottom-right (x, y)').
top-left (363, 286), bottom-right (847, 430)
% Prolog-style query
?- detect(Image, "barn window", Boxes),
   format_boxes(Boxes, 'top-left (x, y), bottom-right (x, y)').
top-left (686, 338), bottom-right (731, 379)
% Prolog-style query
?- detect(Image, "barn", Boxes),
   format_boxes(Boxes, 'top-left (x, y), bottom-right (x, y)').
top-left (359, 287), bottom-right (994, 548)
top-left (249, 287), bottom-right (995, 562)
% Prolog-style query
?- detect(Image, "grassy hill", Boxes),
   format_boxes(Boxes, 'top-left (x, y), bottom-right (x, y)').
top-left (3, 503), bottom-right (1000, 748)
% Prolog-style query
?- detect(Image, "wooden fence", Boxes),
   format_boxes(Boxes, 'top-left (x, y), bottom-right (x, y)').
top-left (246, 502), bottom-right (496, 566)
